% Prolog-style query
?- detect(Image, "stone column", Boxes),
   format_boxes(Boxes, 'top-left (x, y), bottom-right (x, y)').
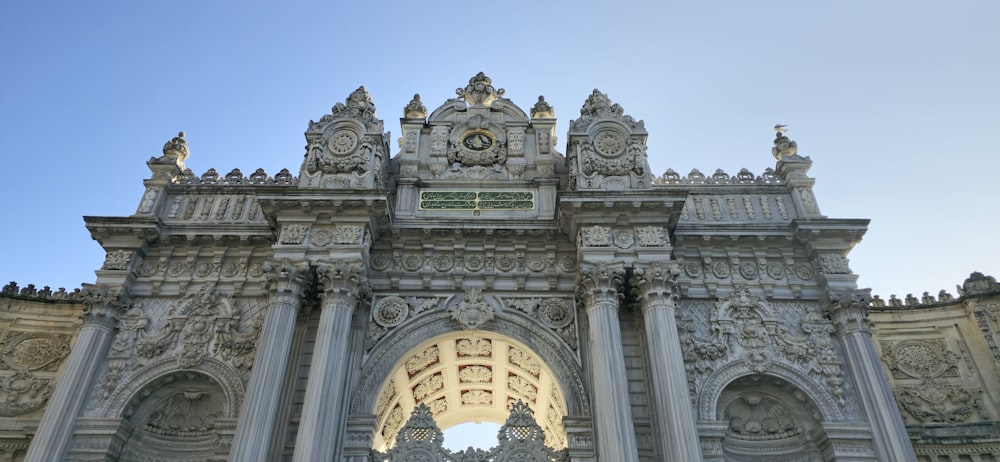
top-left (230, 262), bottom-right (307, 461)
top-left (24, 288), bottom-right (127, 462)
top-left (292, 260), bottom-right (367, 462)
top-left (631, 262), bottom-right (704, 460)
top-left (577, 262), bottom-right (639, 462)
top-left (825, 290), bottom-right (916, 461)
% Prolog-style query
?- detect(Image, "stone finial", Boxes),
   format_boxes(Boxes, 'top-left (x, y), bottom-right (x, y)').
top-left (162, 131), bottom-right (189, 162)
top-left (456, 72), bottom-right (504, 106)
top-left (330, 86), bottom-right (377, 122)
top-left (957, 271), bottom-right (1000, 296)
top-left (403, 94), bottom-right (427, 119)
top-left (771, 125), bottom-right (798, 160)
top-left (530, 95), bottom-right (554, 119)
top-left (579, 89), bottom-right (624, 119)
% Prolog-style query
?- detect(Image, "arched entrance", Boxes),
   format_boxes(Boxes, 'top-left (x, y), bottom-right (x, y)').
top-left (371, 331), bottom-right (569, 450)
top-left (346, 309), bottom-right (591, 458)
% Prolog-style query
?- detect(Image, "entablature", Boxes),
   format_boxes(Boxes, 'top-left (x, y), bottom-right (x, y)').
top-left (366, 228), bottom-right (578, 293)
top-left (85, 216), bottom-right (161, 248)
top-left (791, 218), bottom-right (869, 254)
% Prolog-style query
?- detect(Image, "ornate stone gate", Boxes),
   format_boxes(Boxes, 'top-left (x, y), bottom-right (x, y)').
top-left (17, 73), bottom-right (925, 461)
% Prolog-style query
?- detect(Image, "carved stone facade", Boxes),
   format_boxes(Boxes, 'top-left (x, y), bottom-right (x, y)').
top-left (870, 273), bottom-right (1000, 461)
top-left (2, 74), bottom-right (995, 461)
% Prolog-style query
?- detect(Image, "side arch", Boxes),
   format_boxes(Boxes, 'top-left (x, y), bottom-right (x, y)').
top-left (101, 356), bottom-right (245, 419)
top-left (696, 360), bottom-right (846, 423)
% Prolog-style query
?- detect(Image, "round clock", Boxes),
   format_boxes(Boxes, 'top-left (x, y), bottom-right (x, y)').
top-left (461, 131), bottom-right (494, 151)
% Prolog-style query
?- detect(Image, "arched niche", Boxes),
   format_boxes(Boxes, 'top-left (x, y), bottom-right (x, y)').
top-left (714, 374), bottom-right (833, 462)
top-left (116, 370), bottom-right (232, 462)
top-left (697, 360), bottom-right (846, 423)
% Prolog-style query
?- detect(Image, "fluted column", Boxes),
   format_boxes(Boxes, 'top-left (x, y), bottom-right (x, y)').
top-left (825, 290), bottom-right (916, 461)
top-left (631, 262), bottom-right (703, 460)
top-left (25, 288), bottom-right (127, 462)
top-left (292, 260), bottom-right (367, 461)
top-left (577, 262), bottom-right (639, 462)
top-left (230, 261), bottom-right (307, 461)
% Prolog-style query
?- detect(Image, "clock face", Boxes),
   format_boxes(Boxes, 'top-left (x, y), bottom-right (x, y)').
top-left (461, 131), bottom-right (494, 151)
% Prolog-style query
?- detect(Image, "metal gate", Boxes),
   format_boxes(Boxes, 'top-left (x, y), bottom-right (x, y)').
top-left (372, 401), bottom-right (568, 462)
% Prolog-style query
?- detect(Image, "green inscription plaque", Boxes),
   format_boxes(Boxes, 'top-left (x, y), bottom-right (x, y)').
top-left (419, 190), bottom-right (535, 212)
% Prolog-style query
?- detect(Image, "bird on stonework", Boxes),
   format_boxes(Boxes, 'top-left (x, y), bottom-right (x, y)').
top-left (774, 124), bottom-right (789, 133)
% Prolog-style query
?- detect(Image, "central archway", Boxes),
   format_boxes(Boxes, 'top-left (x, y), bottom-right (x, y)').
top-left (347, 310), bottom-right (591, 455)
top-left (372, 331), bottom-right (568, 450)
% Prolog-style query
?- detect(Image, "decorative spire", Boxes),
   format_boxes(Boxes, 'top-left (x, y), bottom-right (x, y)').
top-left (403, 93), bottom-right (427, 119)
top-left (771, 124), bottom-right (798, 160)
top-left (530, 95), bottom-right (554, 118)
top-left (330, 86), bottom-right (377, 122)
top-left (579, 89), bottom-right (624, 119)
top-left (161, 131), bottom-right (189, 162)
top-left (456, 72), bottom-right (504, 107)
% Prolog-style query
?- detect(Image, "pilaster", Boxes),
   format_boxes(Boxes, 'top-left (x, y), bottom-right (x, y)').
top-left (24, 287), bottom-right (128, 462)
top-left (825, 289), bottom-right (916, 461)
top-left (576, 262), bottom-right (639, 462)
top-left (630, 261), bottom-right (703, 461)
top-left (229, 260), bottom-right (308, 462)
top-left (292, 260), bottom-right (368, 461)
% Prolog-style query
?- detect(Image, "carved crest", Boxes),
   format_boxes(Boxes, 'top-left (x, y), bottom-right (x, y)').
top-left (449, 288), bottom-right (495, 330)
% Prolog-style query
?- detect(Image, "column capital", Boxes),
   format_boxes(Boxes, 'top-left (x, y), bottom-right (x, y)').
top-left (629, 261), bottom-right (681, 311)
top-left (79, 285), bottom-right (130, 328)
top-left (576, 262), bottom-right (625, 309)
top-left (263, 259), bottom-right (310, 296)
top-left (316, 259), bottom-right (369, 309)
top-left (823, 289), bottom-right (873, 334)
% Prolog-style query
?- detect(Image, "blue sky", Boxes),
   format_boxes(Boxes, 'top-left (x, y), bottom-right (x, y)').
top-left (1, 3), bottom-right (998, 302)
top-left (1, 0), bottom-right (998, 451)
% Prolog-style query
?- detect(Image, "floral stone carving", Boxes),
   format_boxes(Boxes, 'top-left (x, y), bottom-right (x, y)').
top-left (0, 371), bottom-right (54, 417)
top-left (0, 331), bottom-right (70, 371)
top-left (724, 395), bottom-right (800, 441)
top-left (99, 284), bottom-right (261, 401)
top-left (679, 286), bottom-right (846, 406)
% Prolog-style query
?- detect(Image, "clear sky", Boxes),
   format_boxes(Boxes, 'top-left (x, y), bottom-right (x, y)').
top-left (2, 1), bottom-right (998, 300)
top-left (1, 0), bottom-right (998, 451)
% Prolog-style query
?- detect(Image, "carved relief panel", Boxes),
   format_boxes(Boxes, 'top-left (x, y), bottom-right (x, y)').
top-left (92, 284), bottom-right (263, 415)
top-left (678, 287), bottom-right (847, 413)
top-left (0, 330), bottom-right (71, 417)
top-left (880, 337), bottom-right (989, 423)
